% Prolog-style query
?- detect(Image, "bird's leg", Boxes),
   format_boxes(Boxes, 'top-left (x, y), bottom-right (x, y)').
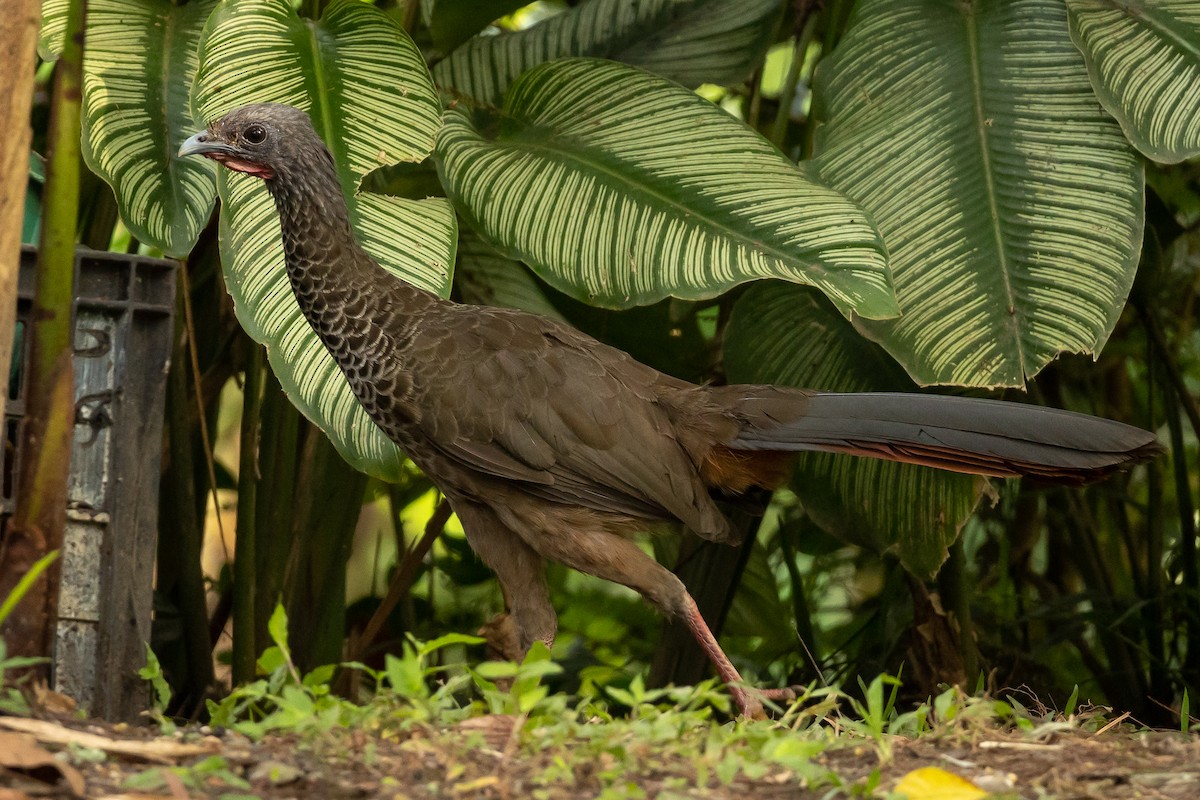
top-left (680, 595), bottom-right (762, 718)
top-left (455, 503), bottom-right (558, 659)
top-left (520, 524), bottom-right (778, 719)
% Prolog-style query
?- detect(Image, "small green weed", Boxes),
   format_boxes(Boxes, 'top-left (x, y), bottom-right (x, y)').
top-left (138, 643), bottom-right (175, 732)
top-left (145, 606), bottom-right (1143, 799)
top-left (471, 641), bottom-right (565, 716)
top-left (123, 755), bottom-right (252, 795)
top-left (205, 603), bottom-right (480, 738)
top-left (0, 550), bottom-right (59, 715)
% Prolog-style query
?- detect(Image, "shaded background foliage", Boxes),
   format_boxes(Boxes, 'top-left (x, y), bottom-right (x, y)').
top-left (15, 0), bottom-right (1200, 725)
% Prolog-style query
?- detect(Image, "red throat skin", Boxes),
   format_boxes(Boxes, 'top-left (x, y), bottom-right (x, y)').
top-left (206, 152), bottom-right (274, 179)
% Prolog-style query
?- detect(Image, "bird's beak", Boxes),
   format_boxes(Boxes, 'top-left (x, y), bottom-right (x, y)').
top-left (178, 130), bottom-right (235, 158)
top-left (179, 127), bottom-right (275, 179)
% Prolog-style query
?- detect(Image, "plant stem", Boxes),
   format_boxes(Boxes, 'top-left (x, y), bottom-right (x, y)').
top-left (770, 14), bottom-right (817, 150)
top-left (352, 496), bottom-right (451, 662)
top-left (939, 538), bottom-right (978, 681)
top-left (255, 373), bottom-right (299, 650)
top-left (282, 427), bottom-right (367, 672)
top-left (402, 0), bottom-right (420, 32)
top-left (160, 269), bottom-right (217, 710)
top-left (232, 343), bottom-right (266, 684)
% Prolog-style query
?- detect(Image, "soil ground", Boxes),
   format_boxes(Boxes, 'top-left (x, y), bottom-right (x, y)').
top-left (1, 712), bottom-right (1198, 799)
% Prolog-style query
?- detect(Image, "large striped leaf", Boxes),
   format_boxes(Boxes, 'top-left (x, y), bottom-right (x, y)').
top-left (432, 0), bottom-right (783, 105)
top-left (813, 0), bottom-right (1143, 388)
top-left (192, 0), bottom-right (453, 482)
top-left (454, 230), bottom-right (568, 322)
top-left (436, 58), bottom-right (897, 320)
top-left (1067, 0), bottom-right (1200, 164)
top-left (724, 282), bottom-right (984, 577)
top-left (79, 0), bottom-right (218, 257)
top-left (37, 0), bottom-right (71, 59)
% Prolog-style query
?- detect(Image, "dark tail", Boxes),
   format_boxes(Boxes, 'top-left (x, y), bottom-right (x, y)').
top-left (726, 389), bottom-right (1162, 484)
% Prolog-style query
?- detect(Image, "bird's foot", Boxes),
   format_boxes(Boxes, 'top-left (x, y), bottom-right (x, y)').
top-left (727, 685), bottom-right (801, 719)
top-left (728, 685), bottom-right (766, 720)
top-left (758, 686), bottom-right (800, 703)
top-left (478, 613), bottom-right (525, 663)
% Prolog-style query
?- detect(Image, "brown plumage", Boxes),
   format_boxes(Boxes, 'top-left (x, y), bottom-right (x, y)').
top-left (181, 104), bottom-right (1161, 718)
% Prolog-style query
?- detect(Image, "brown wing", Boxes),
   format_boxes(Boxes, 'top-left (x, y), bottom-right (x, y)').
top-left (401, 305), bottom-right (735, 541)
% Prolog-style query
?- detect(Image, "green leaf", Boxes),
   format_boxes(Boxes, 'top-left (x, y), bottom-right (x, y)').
top-left (139, 644), bottom-right (172, 712)
top-left (474, 661), bottom-right (520, 680)
top-left (454, 230), bottom-right (567, 321)
top-left (267, 603), bottom-right (290, 652)
top-left (0, 550), bottom-right (59, 627)
top-left (38, 0), bottom-right (68, 59)
top-left (437, 58), bottom-right (896, 319)
top-left (722, 539), bottom-right (792, 650)
top-left (257, 646), bottom-right (286, 675)
top-left (79, 0), bottom-right (218, 257)
top-left (424, 0), bottom-right (529, 53)
top-left (1067, 0), bottom-right (1200, 164)
top-left (813, 0), bottom-right (1143, 388)
top-left (724, 283), bottom-right (983, 576)
top-left (417, 632), bottom-right (486, 657)
top-left (191, 0), bottom-right (454, 481)
top-left (303, 664), bottom-right (336, 689)
top-left (384, 651), bottom-right (427, 696)
top-left (433, 0), bottom-right (784, 105)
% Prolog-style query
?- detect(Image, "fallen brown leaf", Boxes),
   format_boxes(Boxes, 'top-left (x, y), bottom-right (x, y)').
top-left (32, 681), bottom-right (77, 715)
top-left (0, 717), bottom-right (219, 765)
top-left (0, 731), bottom-right (86, 796)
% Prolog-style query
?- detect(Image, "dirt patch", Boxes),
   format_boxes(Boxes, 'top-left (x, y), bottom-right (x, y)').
top-left (0, 713), bottom-right (1197, 799)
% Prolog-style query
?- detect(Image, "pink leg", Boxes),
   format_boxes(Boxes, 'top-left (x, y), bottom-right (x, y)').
top-left (521, 522), bottom-right (786, 718)
top-left (680, 596), bottom-right (798, 718)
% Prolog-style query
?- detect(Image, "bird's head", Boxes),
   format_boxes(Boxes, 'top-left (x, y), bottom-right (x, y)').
top-left (179, 103), bottom-right (332, 182)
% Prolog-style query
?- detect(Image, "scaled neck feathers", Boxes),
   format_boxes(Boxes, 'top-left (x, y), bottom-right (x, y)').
top-left (262, 130), bottom-right (437, 371)
top-left (265, 139), bottom-right (377, 285)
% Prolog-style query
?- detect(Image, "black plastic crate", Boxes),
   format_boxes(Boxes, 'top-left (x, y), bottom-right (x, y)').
top-left (7, 245), bottom-right (175, 719)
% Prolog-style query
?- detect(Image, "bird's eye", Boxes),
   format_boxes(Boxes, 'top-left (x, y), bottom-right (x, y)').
top-left (243, 124), bottom-right (267, 145)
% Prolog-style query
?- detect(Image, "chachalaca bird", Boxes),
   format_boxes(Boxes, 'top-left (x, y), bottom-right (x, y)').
top-left (181, 104), bottom-right (1161, 718)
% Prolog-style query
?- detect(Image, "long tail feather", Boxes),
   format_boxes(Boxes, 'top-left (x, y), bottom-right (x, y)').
top-left (727, 390), bottom-right (1161, 484)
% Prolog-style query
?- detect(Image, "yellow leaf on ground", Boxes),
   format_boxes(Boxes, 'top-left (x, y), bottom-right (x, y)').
top-left (894, 766), bottom-right (988, 800)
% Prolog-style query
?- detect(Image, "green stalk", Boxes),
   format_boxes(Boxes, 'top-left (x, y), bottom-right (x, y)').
top-left (769, 14), bottom-right (817, 151)
top-left (283, 428), bottom-right (367, 672)
top-left (1135, 301), bottom-right (1197, 677)
top-left (160, 273), bottom-right (216, 709)
top-left (938, 538), bottom-right (978, 681)
top-left (232, 344), bottom-right (266, 684)
top-left (1165, 390), bottom-right (1198, 675)
top-left (778, 521), bottom-right (819, 678)
top-left (254, 371), bottom-right (299, 649)
top-left (0, 0), bottom-right (85, 665)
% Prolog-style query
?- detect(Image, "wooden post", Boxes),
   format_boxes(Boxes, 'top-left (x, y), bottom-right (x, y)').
top-left (1, 0), bottom-right (85, 670)
top-left (0, 0), bottom-right (42, 421)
